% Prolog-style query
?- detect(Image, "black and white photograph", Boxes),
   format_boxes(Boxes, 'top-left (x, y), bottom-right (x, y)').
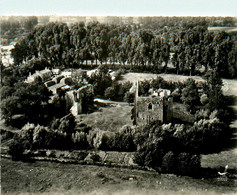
top-left (1, 0), bottom-right (237, 194)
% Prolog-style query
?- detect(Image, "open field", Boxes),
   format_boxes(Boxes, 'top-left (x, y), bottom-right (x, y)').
top-left (1, 158), bottom-right (236, 195)
top-left (77, 103), bottom-right (133, 131)
top-left (120, 73), bottom-right (237, 96)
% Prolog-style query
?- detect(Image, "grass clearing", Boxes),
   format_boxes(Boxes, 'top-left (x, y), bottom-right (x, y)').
top-left (120, 72), bottom-right (237, 96)
top-left (77, 103), bottom-right (133, 131)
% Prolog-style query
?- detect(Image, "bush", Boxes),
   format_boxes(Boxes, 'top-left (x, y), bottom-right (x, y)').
top-left (87, 129), bottom-right (115, 150)
top-left (195, 109), bottom-right (210, 121)
top-left (104, 87), bottom-right (116, 100)
top-left (114, 125), bottom-right (136, 152)
top-left (71, 131), bottom-right (89, 149)
top-left (9, 135), bottom-right (27, 160)
top-left (56, 114), bottom-right (76, 134)
top-left (177, 152), bottom-right (200, 176)
top-left (171, 88), bottom-right (181, 102)
top-left (151, 76), bottom-right (165, 89)
top-left (139, 80), bottom-right (151, 96)
top-left (8, 123), bottom-right (35, 160)
top-left (161, 151), bottom-right (176, 173)
top-left (33, 125), bottom-right (69, 149)
top-left (175, 118), bottom-right (228, 153)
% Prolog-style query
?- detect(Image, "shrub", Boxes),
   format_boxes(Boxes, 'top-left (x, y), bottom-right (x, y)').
top-left (177, 152), bottom-right (200, 176)
top-left (113, 68), bottom-right (124, 81)
top-left (139, 80), bottom-right (150, 96)
top-left (51, 118), bottom-right (60, 130)
top-left (57, 114), bottom-right (76, 134)
top-left (161, 151), bottom-right (176, 173)
top-left (151, 76), bottom-right (165, 89)
top-left (33, 125), bottom-right (69, 149)
top-left (8, 123), bottom-right (35, 160)
top-left (9, 135), bottom-right (27, 160)
top-left (195, 109), bottom-right (210, 121)
top-left (71, 131), bottom-right (89, 149)
top-left (104, 87), bottom-right (116, 100)
top-left (114, 125), bottom-right (136, 152)
top-left (90, 153), bottom-right (101, 162)
top-left (87, 129), bottom-right (115, 150)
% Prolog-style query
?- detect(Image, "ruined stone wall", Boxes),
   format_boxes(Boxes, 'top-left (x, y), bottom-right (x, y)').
top-left (70, 84), bottom-right (94, 116)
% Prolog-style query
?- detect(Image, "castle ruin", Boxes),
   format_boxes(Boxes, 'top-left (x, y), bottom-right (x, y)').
top-left (134, 82), bottom-right (173, 126)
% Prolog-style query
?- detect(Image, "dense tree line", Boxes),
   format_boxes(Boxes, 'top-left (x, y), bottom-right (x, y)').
top-left (136, 16), bottom-right (236, 30)
top-left (10, 20), bottom-right (237, 78)
top-left (0, 16), bottom-right (38, 42)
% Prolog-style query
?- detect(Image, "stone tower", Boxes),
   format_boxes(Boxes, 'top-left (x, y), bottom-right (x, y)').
top-left (134, 82), bottom-right (173, 126)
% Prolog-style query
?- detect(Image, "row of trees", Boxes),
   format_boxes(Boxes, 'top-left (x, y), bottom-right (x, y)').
top-left (11, 22), bottom-right (237, 78)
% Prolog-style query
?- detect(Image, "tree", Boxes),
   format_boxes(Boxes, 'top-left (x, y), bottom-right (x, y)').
top-left (227, 41), bottom-right (237, 78)
top-left (114, 125), bottom-right (136, 152)
top-left (9, 123), bottom-right (34, 160)
top-left (162, 151), bottom-right (176, 173)
top-left (0, 86), bottom-right (14, 100)
top-left (181, 78), bottom-right (199, 113)
top-left (80, 86), bottom-right (95, 113)
top-left (108, 36), bottom-right (120, 65)
top-left (1, 81), bottom-right (52, 127)
top-left (151, 36), bottom-right (162, 71)
top-left (177, 153), bottom-right (200, 175)
top-left (204, 70), bottom-right (224, 111)
top-left (58, 114), bottom-right (76, 135)
top-left (11, 38), bottom-right (29, 65)
top-left (117, 35), bottom-right (128, 66)
top-left (88, 66), bottom-right (112, 97)
top-left (24, 16), bottom-right (38, 31)
top-left (160, 41), bottom-right (170, 72)
top-left (0, 96), bottom-right (20, 125)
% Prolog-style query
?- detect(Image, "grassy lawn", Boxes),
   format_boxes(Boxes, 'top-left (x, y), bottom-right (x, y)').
top-left (2, 158), bottom-right (236, 195)
top-left (77, 103), bottom-right (133, 132)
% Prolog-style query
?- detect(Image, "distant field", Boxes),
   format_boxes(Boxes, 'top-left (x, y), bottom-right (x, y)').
top-left (77, 103), bottom-right (133, 131)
